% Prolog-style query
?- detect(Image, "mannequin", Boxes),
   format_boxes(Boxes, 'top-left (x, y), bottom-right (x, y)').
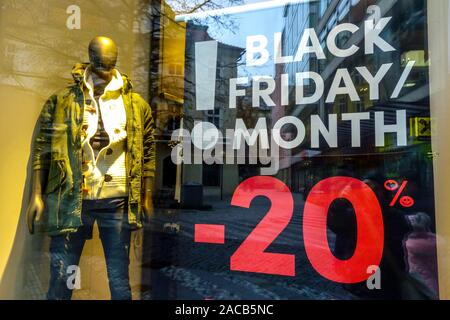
top-left (26, 36), bottom-right (155, 300)
top-left (27, 37), bottom-right (154, 233)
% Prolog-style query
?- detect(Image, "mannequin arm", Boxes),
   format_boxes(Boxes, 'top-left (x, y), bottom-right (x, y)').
top-left (142, 176), bottom-right (154, 222)
top-left (26, 169), bottom-right (47, 234)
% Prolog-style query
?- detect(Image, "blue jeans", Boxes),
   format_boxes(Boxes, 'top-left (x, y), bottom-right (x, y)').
top-left (47, 197), bottom-right (132, 300)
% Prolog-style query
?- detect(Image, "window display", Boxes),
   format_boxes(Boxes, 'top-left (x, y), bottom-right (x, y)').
top-left (26, 36), bottom-right (155, 299)
top-left (0, 0), bottom-right (449, 303)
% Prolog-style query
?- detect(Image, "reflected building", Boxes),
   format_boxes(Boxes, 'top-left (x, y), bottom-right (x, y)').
top-left (273, 0), bottom-right (435, 299)
top-left (275, 0), bottom-right (432, 205)
top-left (148, 1), bottom-right (247, 204)
top-left (182, 23), bottom-right (245, 200)
top-left (148, 0), bottom-right (186, 208)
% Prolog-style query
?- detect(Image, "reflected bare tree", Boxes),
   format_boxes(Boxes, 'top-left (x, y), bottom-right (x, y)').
top-left (166, 0), bottom-right (244, 33)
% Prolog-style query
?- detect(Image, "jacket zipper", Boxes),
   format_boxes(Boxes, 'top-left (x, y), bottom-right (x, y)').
top-left (78, 87), bottom-right (86, 212)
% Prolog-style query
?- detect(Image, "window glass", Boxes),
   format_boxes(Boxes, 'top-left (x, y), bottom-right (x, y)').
top-left (0, 0), bottom-right (449, 301)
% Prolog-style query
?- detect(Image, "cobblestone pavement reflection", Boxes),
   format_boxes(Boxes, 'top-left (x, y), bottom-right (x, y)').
top-left (142, 194), bottom-right (356, 300)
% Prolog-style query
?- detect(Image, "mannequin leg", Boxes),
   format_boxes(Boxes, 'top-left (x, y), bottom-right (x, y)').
top-left (47, 202), bottom-right (95, 300)
top-left (96, 197), bottom-right (132, 300)
top-left (47, 232), bottom-right (87, 300)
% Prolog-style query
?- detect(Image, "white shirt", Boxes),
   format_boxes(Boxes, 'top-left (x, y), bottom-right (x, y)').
top-left (81, 68), bottom-right (128, 200)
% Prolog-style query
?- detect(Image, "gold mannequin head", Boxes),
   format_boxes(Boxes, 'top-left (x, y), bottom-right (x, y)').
top-left (88, 36), bottom-right (118, 82)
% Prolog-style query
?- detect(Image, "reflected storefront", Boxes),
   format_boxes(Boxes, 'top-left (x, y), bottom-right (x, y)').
top-left (0, 0), bottom-right (449, 300)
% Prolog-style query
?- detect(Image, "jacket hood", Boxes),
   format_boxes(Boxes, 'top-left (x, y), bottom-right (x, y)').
top-left (71, 62), bottom-right (133, 91)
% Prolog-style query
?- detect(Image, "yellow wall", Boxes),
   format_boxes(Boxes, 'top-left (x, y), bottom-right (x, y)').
top-left (0, 86), bottom-right (44, 299)
top-left (428, 0), bottom-right (450, 300)
top-left (0, 0), bottom-right (151, 299)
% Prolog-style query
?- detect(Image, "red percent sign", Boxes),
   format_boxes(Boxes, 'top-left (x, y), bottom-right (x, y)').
top-left (195, 176), bottom-right (385, 284)
top-left (383, 179), bottom-right (415, 208)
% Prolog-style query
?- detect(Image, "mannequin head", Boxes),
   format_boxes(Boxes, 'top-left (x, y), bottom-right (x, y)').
top-left (88, 36), bottom-right (118, 82)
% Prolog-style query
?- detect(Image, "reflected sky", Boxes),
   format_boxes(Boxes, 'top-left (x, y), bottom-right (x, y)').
top-left (179, 0), bottom-right (317, 77)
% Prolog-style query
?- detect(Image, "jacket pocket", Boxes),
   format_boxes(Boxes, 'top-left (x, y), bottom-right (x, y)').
top-left (44, 159), bottom-right (66, 194)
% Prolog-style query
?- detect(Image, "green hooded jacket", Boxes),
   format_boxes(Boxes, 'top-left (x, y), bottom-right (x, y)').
top-left (32, 63), bottom-right (155, 236)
